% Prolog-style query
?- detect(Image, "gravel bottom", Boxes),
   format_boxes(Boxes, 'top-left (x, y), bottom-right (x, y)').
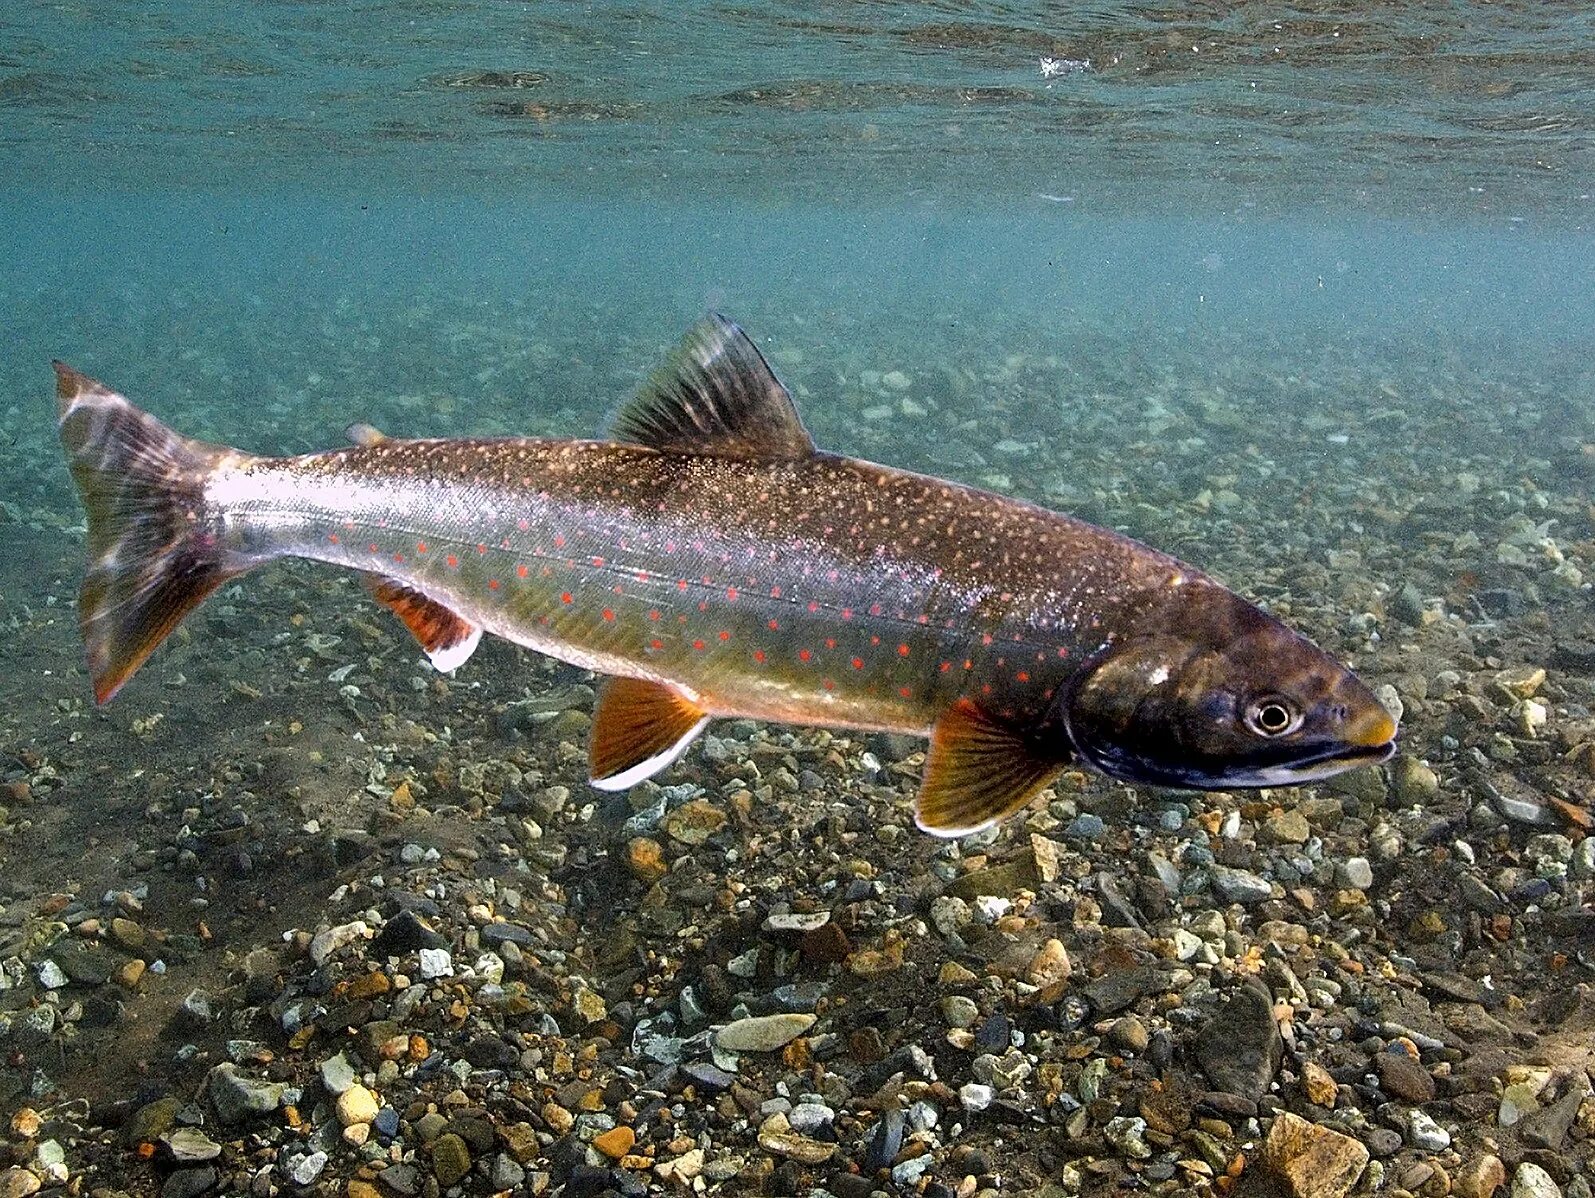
top-left (0, 297), bottom-right (1592, 1198)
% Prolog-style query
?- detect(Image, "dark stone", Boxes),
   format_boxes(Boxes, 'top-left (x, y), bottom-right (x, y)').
top-left (1094, 872), bottom-right (1144, 930)
top-left (377, 1163), bottom-right (420, 1197)
top-left (861, 1108), bottom-right (904, 1173)
top-left (801, 922), bottom-right (851, 964)
top-left (698, 964), bottom-right (732, 1014)
top-left (482, 922), bottom-right (534, 949)
top-left (1147, 1028), bottom-right (1175, 1072)
top-left (1475, 588), bottom-right (1524, 618)
top-left (1521, 1082), bottom-right (1585, 1150)
top-left (1418, 971), bottom-right (1487, 1007)
top-left (50, 942), bottom-right (114, 985)
top-left (830, 1173), bottom-right (876, 1198)
top-left (446, 1114), bottom-right (498, 1153)
top-left (1553, 640), bottom-right (1595, 671)
top-left (974, 1014), bottom-right (1012, 1053)
top-left (566, 1166), bottom-right (646, 1197)
top-left (460, 1036), bottom-right (519, 1072)
top-left (1192, 982), bottom-right (1281, 1102)
top-left (682, 1062), bottom-right (735, 1092)
top-left (1080, 965), bottom-right (1169, 1015)
top-left (373, 1107), bottom-right (401, 1140)
top-left (160, 1167), bottom-right (219, 1198)
top-left (1363, 1127), bottom-right (1403, 1157)
top-left (371, 909), bottom-right (445, 957)
top-left (1374, 1052), bottom-right (1436, 1104)
top-left (1196, 1091), bottom-right (1258, 1120)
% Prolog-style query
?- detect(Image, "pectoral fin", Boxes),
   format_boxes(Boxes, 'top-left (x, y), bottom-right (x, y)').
top-left (590, 676), bottom-right (711, 790)
top-left (916, 700), bottom-right (1064, 838)
top-left (363, 576), bottom-right (482, 672)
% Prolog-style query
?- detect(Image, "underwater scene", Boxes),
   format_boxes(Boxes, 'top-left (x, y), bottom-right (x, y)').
top-left (2, 3), bottom-right (1594, 1197)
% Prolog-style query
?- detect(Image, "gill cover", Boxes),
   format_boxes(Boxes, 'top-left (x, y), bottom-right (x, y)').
top-left (1063, 588), bottom-right (1396, 789)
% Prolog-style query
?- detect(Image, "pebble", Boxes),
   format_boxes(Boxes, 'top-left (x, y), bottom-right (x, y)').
top-left (308, 920), bottom-right (369, 965)
top-left (715, 1012), bottom-right (815, 1052)
top-left (1104, 1116), bottom-right (1152, 1159)
top-left (1455, 1155), bottom-right (1508, 1198)
top-left (35, 960), bottom-right (67, 989)
top-left (0, 1170), bottom-right (40, 1198)
top-left (1263, 1112), bottom-right (1370, 1198)
top-left (207, 1064), bottom-right (285, 1125)
top-left (336, 1083), bottom-right (380, 1126)
top-left (1375, 1051), bottom-right (1436, 1103)
top-left (625, 837), bottom-right (667, 883)
top-left (162, 1128), bottom-right (221, 1163)
top-left (593, 1126), bottom-right (635, 1158)
top-left (430, 1133), bottom-right (472, 1187)
top-left (959, 1083), bottom-right (994, 1111)
top-left (1109, 1015), bottom-right (1149, 1054)
top-left (788, 1102), bottom-right (834, 1133)
top-left (1337, 857), bottom-right (1375, 890)
top-left (941, 995), bottom-right (979, 1028)
top-left (159, 1168), bottom-right (218, 1198)
top-left (1406, 1108), bottom-right (1451, 1151)
top-left (1024, 938), bottom-right (1071, 989)
top-left (417, 947), bottom-right (454, 979)
top-left (287, 1151), bottom-right (327, 1186)
top-left (1508, 1164), bottom-right (1561, 1198)
top-left (1194, 983), bottom-right (1281, 1100)
top-left (320, 1051), bottom-right (357, 1095)
top-left (1211, 865), bottom-right (1273, 904)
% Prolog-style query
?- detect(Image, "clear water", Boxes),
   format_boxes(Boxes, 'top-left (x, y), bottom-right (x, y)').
top-left (1, 0), bottom-right (1594, 1164)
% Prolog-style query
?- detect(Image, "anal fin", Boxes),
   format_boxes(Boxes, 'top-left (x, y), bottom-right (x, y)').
top-left (590, 676), bottom-right (710, 791)
top-left (363, 575), bottom-right (482, 673)
top-left (916, 699), bottom-right (1064, 838)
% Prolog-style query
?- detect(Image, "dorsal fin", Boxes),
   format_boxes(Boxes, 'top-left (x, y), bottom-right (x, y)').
top-left (610, 315), bottom-right (816, 460)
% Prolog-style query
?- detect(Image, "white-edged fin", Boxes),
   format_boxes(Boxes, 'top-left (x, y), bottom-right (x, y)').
top-left (426, 624), bottom-right (482, 674)
top-left (589, 675), bottom-right (711, 790)
top-left (590, 714), bottom-right (711, 790)
top-left (915, 698), bottom-right (1065, 838)
top-left (362, 575), bottom-right (482, 673)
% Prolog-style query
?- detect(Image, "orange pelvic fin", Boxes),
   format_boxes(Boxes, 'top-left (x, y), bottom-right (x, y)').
top-left (589, 676), bottom-right (710, 790)
top-left (363, 576), bottom-right (481, 672)
top-left (916, 699), bottom-right (1064, 838)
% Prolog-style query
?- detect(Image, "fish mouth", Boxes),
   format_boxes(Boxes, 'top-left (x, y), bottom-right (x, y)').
top-left (1250, 734), bottom-right (1397, 786)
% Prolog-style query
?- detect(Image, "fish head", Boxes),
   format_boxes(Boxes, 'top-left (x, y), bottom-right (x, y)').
top-left (1062, 587), bottom-right (1396, 789)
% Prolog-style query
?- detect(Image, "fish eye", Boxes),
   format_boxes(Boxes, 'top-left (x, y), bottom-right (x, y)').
top-left (1244, 695), bottom-right (1301, 737)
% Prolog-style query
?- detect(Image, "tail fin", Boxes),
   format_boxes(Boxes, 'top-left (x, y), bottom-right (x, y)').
top-left (54, 362), bottom-right (245, 703)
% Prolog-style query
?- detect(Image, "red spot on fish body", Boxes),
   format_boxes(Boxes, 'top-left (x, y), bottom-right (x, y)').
top-left (718, 630), bottom-right (730, 641)
top-left (561, 592), bottom-right (573, 604)
top-left (726, 587), bottom-right (738, 601)
top-left (841, 608), bottom-right (852, 620)
top-left (808, 601), bottom-right (819, 613)
top-left (393, 552), bottom-right (405, 564)
top-left (517, 565), bottom-right (529, 578)
top-left (649, 610), bottom-right (661, 621)
top-left (327, 533), bottom-right (339, 544)
top-left (416, 542), bottom-right (427, 554)
top-left (592, 556), bottom-right (604, 567)
top-left (851, 657), bottom-right (864, 670)
top-left (693, 639), bottom-right (706, 651)
top-left (753, 649), bottom-right (766, 663)
top-left (768, 619), bottom-right (779, 630)
top-left (488, 579), bottom-right (501, 591)
top-left (446, 554), bottom-right (458, 568)
top-left (553, 534), bottom-right (565, 549)
top-left (869, 603), bottom-right (882, 616)
top-left (517, 518), bottom-right (529, 530)
top-left (825, 638), bottom-right (836, 649)
top-left (899, 686), bottom-right (912, 698)
top-left (1017, 671), bottom-right (1030, 682)
top-left (898, 643), bottom-right (910, 656)
top-left (602, 608), bottom-right (615, 622)
top-left (798, 649), bottom-right (812, 662)
top-left (651, 638), bottom-right (664, 650)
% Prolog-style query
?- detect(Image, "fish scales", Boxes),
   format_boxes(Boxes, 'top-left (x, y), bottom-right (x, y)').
top-left (233, 441), bottom-right (1189, 732)
top-left (54, 315), bottom-right (1397, 836)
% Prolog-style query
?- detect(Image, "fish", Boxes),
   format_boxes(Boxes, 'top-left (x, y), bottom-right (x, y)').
top-left (53, 315), bottom-right (1397, 836)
